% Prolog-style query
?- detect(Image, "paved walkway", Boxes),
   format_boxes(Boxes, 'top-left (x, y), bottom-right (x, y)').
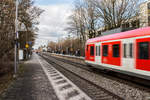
top-left (1, 54), bottom-right (58, 100)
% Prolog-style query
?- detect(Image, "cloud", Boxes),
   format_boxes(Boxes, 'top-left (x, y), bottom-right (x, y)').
top-left (33, 4), bottom-right (73, 49)
top-left (35, 0), bottom-right (73, 5)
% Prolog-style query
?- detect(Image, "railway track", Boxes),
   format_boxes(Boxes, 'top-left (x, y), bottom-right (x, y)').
top-left (40, 54), bottom-right (123, 100)
top-left (43, 53), bottom-right (150, 87)
top-left (40, 53), bottom-right (150, 100)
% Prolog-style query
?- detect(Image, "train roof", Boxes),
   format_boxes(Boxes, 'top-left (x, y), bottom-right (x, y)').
top-left (86, 27), bottom-right (150, 44)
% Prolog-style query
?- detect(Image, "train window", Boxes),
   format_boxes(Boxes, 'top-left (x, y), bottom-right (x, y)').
top-left (138, 42), bottom-right (149, 59)
top-left (90, 46), bottom-right (94, 56)
top-left (129, 43), bottom-right (133, 58)
top-left (103, 45), bottom-right (108, 56)
top-left (99, 46), bottom-right (101, 56)
top-left (124, 44), bottom-right (127, 58)
top-left (96, 46), bottom-right (98, 56)
top-left (113, 44), bottom-right (120, 57)
top-left (96, 45), bottom-right (100, 56)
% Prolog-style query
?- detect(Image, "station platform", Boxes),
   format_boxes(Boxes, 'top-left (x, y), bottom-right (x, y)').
top-left (1, 54), bottom-right (58, 100)
top-left (44, 53), bottom-right (85, 65)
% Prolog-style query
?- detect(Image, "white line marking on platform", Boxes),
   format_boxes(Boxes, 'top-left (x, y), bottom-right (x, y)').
top-left (37, 55), bottom-right (92, 100)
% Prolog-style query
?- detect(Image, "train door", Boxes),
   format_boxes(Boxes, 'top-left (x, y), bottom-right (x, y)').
top-left (102, 41), bottom-right (121, 66)
top-left (85, 44), bottom-right (95, 61)
top-left (122, 39), bottom-right (135, 70)
top-left (95, 43), bottom-right (101, 64)
top-left (136, 38), bottom-right (150, 71)
top-left (85, 44), bottom-right (89, 60)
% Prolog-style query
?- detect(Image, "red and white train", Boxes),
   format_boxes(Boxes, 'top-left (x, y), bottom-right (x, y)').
top-left (85, 27), bottom-right (150, 80)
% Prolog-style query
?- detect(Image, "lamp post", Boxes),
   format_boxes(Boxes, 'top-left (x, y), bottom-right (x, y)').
top-left (14, 0), bottom-right (18, 77)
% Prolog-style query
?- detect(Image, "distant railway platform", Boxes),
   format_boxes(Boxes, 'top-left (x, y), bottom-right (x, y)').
top-left (46, 53), bottom-right (85, 65)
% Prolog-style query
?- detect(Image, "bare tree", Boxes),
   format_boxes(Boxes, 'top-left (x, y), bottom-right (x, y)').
top-left (0, 0), bottom-right (15, 59)
top-left (0, 0), bottom-right (43, 74)
top-left (94, 0), bottom-right (140, 30)
top-left (66, 0), bottom-right (141, 39)
top-left (18, 0), bottom-right (44, 49)
top-left (66, 0), bottom-right (87, 42)
top-left (65, 0), bottom-right (141, 56)
top-left (47, 37), bottom-right (85, 56)
top-left (48, 41), bottom-right (57, 52)
top-left (66, 0), bottom-right (102, 42)
top-left (83, 0), bottom-right (101, 38)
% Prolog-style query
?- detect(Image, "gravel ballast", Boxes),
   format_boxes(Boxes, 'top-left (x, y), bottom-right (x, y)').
top-left (46, 55), bottom-right (150, 100)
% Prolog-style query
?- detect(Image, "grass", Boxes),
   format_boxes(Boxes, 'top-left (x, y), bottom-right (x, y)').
top-left (0, 63), bottom-right (25, 95)
top-left (18, 63), bottom-right (25, 77)
top-left (0, 72), bottom-right (14, 94)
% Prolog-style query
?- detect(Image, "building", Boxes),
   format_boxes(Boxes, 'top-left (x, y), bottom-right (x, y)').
top-left (97, 0), bottom-right (150, 36)
top-left (139, 0), bottom-right (150, 27)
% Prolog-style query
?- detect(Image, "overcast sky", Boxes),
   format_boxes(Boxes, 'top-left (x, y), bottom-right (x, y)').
top-left (33, 0), bottom-right (74, 49)
top-left (33, 0), bottom-right (147, 49)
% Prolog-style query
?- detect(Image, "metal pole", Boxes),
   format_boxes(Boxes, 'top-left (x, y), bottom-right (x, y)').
top-left (14, 0), bottom-right (18, 77)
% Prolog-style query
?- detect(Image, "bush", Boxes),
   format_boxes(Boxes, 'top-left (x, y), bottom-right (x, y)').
top-left (0, 55), bottom-right (14, 76)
